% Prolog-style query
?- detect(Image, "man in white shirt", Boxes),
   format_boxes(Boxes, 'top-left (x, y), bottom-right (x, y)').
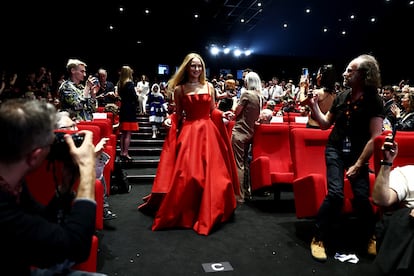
top-left (370, 133), bottom-right (414, 276)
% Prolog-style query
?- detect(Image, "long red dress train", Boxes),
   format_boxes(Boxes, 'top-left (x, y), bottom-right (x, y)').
top-left (138, 93), bottom-right (240, 235)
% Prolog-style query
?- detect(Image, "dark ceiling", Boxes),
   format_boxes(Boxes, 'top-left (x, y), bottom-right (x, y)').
top-left (1, 0), bottom-right (413, 83)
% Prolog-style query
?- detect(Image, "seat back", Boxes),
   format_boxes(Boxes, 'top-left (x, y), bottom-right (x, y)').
top-left (25, 160), bottom-right (104, 231)
top-left (373, 131), bottom-right (414, 175)
top-left (25, 129), bottom-right (104, 231)
top-left (252, 123), bottom-right (292, 175)
top-left (76, 124), bottom-right (102, 146)
top-left (290, 127), bottom-right (330, 179)
top-left (289, 127), bottom-right (331, 218)
top-left (78, 119), bottom-right (116, 171)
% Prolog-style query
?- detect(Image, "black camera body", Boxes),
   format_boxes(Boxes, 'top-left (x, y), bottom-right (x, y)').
top-left (48, 132), bottom-right (84, 161)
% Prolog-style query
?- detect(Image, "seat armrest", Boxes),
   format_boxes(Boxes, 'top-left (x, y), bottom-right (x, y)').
top-left (250, 156), bottom-right (271, 192)
top-left (292, 174), bottom-right (327, 218)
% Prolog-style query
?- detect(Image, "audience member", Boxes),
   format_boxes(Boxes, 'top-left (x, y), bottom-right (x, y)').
top-left (390, 90), bottom-right (414, 131)
top-left (298, 105), bottom-right (310, 117)
top-left (58, 59), bottom-right (99, 121)
top-left (136, 74), bottom-right (150, 115)
top-left (138, 52), bottom-right (239, 235)
top-left (117, 66), bottom-right (139, 161)
top-left (299, 64), bottom-right (337, 128)
top-left (305, 54), bottom-right (385, 261)
top-left (96, 68), bottom-right (117, 107)
top-left (217, 73), bottom-right (237, 112)
top-left (269, 77), bottom-right (284, 103)
top-left (0, 98), bottom-right (101, 275)
top-left (0, 70), bottom-right (21, 101)
top-left (257, 108), bottom-right (273, 124)
top-left (281, 99), bottom-right (298, 113)
top-left (381, 85), bottom-right (397, 130)
top-left (370, 133), bottom-right (414, 276)
top-left (148, 83), bottom-right (167, 139)
top-left (231, 71), bottom-right (264, 202)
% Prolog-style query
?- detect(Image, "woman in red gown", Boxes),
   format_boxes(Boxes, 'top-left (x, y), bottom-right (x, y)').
top-left (138, 53), bottom-right (240, 235)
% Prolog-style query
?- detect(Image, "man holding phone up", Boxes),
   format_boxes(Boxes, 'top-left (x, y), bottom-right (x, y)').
top-left (369, 133), bottom-right (414, 275)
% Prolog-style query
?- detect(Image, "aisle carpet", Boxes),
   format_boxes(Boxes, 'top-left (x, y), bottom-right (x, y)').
top-left (96, 184), bottom-right (378, 276)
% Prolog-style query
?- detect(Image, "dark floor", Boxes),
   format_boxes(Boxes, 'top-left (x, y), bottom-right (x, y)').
top-left (96, 183), bottom-right (377, 276)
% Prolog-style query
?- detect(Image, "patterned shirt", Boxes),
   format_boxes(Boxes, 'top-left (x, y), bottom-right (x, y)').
top-left (59, 80), bottom-right (97, 121)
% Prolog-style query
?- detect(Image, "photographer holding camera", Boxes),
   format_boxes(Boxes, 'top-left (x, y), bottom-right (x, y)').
top-left (0, 99), bottom-right (103, 275)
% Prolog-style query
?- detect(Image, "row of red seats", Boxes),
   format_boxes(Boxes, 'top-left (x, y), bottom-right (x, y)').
top-left (250, 124), bottom-right (414, 219)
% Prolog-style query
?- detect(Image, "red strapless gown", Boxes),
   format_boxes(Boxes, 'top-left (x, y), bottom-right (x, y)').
top-left (138, 93), bottom-right (240, 235)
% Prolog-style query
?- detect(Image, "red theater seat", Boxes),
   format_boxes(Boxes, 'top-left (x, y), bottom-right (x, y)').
top-left (25, 160), bottom-right (103, 272)
top-left (373, 131), bottom-right (414, 176)
top-left (290, 127), bottom-right (331, 218)
top-left (290, 127), bottom-right (377, 218)
top-left (250, 123), bottom-right (294, 196)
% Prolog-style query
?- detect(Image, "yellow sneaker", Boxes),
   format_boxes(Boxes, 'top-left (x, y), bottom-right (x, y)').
top-left (367, 236), bottom-right (377, 256)
top-left (311, 237), bottom-right (327, 262)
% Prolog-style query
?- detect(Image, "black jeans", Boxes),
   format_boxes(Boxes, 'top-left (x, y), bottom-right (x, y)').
top-left (315, 146), bottom-right (375, 242)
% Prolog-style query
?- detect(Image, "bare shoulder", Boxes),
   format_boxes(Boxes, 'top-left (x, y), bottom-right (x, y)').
top-left (207, 82), bottom-right (215, 94)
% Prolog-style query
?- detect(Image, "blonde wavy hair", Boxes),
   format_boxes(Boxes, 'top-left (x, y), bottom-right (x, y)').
top-left (167, 52), bottom-right (207, 91)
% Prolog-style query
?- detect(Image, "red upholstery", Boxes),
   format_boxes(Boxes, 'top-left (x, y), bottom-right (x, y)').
top-left (250, 123), bottom-right (294, 192)
top-left (72, 234), bottom-right (98, 272)
top-left (25, 162), bottom-right (103, 272)
top-left (287, 112), bottom-right (301, 122)
top-left (288, 122), bottom-right (307, 129)
top-left (78, 119), bottom-right (116, 173)
top-left (76, 124), bottom-right (101, 146)
top-left (373, 131), bottom-right (414, 176)
top-left (77, 124), bottom-right (111, 196)
top-left (290, 127), bottom-right (377, 218)
top-left (290, 127), bottom-right (331, 218)
top-left (25, 162), bottom-right (104, 231)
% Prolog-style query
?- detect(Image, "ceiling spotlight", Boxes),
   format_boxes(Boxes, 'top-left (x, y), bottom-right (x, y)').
top-left (210, 46), bottom-right (220, 55)
top-left (233, 49), bottom-right (242, 57)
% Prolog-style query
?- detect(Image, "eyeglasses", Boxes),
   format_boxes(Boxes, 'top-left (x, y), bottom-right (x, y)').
top-left (59, 123), bottom-right (77, 131)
